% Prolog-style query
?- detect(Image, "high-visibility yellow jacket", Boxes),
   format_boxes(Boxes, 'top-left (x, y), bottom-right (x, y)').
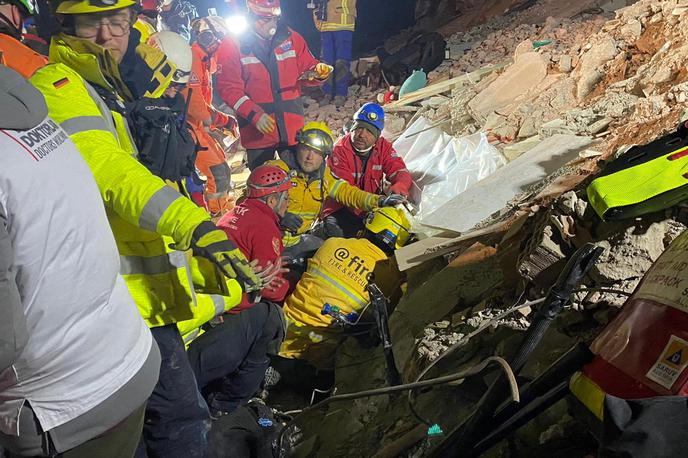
top-left (134, 18), bottom-right (157, 44)
top-left (35, 36), bottom-right (241, 328)
top-left (280, 237), bottom-right (386, 366)
top-left (269, 155), bottom-right (379, 247)
top-left (313, 0), bottom-right (356, 32)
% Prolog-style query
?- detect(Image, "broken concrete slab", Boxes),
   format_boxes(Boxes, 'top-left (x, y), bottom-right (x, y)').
top-left (503, 135), bottom-right (542, 161)
top-left (575, 37), bottom-right (618, 99)
top-left (422, 134), bottom-right (593, 233)
top-left (467, 52), bottom-right (548, 123)
top-left (390, 243), bottom-right (502, 376)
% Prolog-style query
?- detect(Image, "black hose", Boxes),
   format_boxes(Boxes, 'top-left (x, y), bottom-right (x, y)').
top-left (276, 356), bottom-right (519, 457)
top-left (430, 243), bottom-right (604, 456)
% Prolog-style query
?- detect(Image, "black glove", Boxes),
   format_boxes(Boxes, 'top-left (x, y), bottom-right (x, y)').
top-left (280, 212), bottom-right (304, 233)
top-left (378, 194), bottom-right (407, 207)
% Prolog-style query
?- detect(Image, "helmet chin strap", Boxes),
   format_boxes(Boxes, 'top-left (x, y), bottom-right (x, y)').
top-left (0, 11), bottom-right (22, 39)
top-left (350, 131), bottom-right (373, 154)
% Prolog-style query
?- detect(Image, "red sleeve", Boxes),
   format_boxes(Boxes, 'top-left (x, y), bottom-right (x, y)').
top-left (328, 139), bottom-right (356, 185)
top-left (215, 38), bottom-right (266, 128)
top-left (249, 228), bottom-right (289, 303)
top-left (291, 31), bottom-right (323, 88)
top-left (382, 141), bottom-right (413, 196)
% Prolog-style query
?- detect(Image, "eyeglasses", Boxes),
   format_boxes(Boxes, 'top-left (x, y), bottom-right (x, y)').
top-left (75, 16), bottom-right (131, 38)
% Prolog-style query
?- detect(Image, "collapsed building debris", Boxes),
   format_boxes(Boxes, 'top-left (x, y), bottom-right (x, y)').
top-left (278, 0), bottom-right (688, 456)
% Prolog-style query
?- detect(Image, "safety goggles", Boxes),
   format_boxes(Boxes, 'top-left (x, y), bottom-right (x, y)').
top-left (74, 14), bottom-right (131, 38)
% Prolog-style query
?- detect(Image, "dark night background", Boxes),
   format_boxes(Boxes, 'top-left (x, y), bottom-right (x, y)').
top-left (191, 0), bottom-right (416, 56)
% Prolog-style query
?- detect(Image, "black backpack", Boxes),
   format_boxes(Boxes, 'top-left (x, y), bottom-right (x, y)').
top-left (125, 93), bottom-right (197, 182)
top-left (381, 32), bottom-right (447, 86)
top-left (210, 399), bottom-right (288, 458)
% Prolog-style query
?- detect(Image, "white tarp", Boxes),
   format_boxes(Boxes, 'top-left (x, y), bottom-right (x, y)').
top-left (393, 117), bottom-right (506, 231)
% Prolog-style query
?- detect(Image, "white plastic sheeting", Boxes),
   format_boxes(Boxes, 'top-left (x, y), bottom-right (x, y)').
top-left (393, 117), bottom-right (506, 231)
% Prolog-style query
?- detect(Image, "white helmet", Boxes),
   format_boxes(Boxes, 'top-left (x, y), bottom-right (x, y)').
top-left (147, 31), bottom-right (192, 84)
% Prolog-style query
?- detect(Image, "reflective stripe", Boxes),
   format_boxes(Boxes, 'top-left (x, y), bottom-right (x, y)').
top-left (388, 168), bottom-right (408, 179)
top-left (241, 56), bottom-right (261, 65)
top-left (233, 95), bottom-right (250, 111)
top-left (138, 186), bottom-right (182, 232)
top-left (308, 266), bottom-right (367, 308)
top-left (275, 50), bottom-right (297, 61)
top-left (330, 179), bottom-right (344, 197)
top-left (372, 165), bottom-right (383, 171)
top-left (210, 294), bottom-right (225, 315)
top-left (60, 116), bottom-right (109, 136)
top-left (183, 328), bottom-right (201, 345)
top-left (293, 211), bottom-right (318, 218)
top-left (119, 250), bottom-right (188, 275)
top-left (206, 191), bottom-right (229, 199)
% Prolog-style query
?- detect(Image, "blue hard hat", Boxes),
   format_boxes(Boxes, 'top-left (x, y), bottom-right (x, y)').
top-left (352, 102), bottom-right (385, 132)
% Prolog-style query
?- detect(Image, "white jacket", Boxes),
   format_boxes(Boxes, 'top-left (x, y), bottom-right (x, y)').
top-left (0, 65), bottom-right (153, 435)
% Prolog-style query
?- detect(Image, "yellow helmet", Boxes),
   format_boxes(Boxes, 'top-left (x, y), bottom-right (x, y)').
top-left (56, 0), bottom-right (136, 15)
top-left (365, 207), bottom-right (411, 250)
top-left (296, 121), bottom-right (334, 156)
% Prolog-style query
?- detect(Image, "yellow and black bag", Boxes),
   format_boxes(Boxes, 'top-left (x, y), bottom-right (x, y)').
top-left (587, 124), bottom-right (688, 220)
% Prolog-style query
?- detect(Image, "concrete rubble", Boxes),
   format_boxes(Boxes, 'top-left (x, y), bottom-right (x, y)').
top-left (285, 0), bottom-right (688, 456)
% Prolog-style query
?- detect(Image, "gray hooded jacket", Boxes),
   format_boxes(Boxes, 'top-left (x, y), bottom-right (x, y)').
top-left (0, 65), bottom-right (46, 373)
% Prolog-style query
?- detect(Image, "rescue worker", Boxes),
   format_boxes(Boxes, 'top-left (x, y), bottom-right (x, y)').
top-left (158, 0), bottom-right (196, 41)
top-left (193, 165), bottom-right (293, 416)
top-left (0, 64), bottom-right (159, 458)
top-left (325, 102), bottom-right (413, 237)
top-left (188, 16), bottom-right (235, 217)
top-left (0, 0), bottom-right (47, 77)
top-left (134, 0), bottom-right (159, 43)
top-left (216, 0), bottom-right (333, 170)
top-left (34, 1), bottom-right (263, 456)
top-left (268, 121), bottom-right (406, 260)
top-left (313, 0), bottom-right (356, 108)
top-left (280, 207), bottom-right (411, 369)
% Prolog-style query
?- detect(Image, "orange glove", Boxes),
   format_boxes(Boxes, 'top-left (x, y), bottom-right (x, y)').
top-left (256, 113), bottom-right (276, 134)
top-left (312, 63), bottom-right (333, 81)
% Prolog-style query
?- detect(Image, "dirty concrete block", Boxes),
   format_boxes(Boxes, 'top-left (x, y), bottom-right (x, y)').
top-left (620, 19), bottom-right (642, 39)
top-left (390, 244), bottom-right (503, 376)
top-left (539, 118), bottom-right (577, 137)
top-left (591, 219), bottom-right (685, 284)
top-left (517, 114), bottom-right (541, 139)
top-left (576, 37), bottom-right (618, 99)
top-left (503, 135), bottom-right (541, 161)
top-left (518, 224), bottom-right (566, 281)
top-left (467, 52), bottom-right (548, 123)
top-left (558, 55), bottom-right (573, 73)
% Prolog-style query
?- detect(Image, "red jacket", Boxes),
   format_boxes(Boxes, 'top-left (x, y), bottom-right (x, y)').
top-left (217, 198), bottom-right (288, 312)
top-left (324, 134), bottom-right (413, 217)
top-left (215, 24), bottom-right (320, 150)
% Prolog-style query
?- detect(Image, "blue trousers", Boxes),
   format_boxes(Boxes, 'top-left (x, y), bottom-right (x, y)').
top-left (321, 30), bottom-right (353, 97)
top-left (187, 303), bottom-right (285, 413)
top-left (136, 325), bottom-right (210, 458)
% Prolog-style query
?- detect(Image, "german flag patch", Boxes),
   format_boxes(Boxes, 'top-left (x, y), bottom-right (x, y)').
top-left (53, 77), bottom-right (69, 89)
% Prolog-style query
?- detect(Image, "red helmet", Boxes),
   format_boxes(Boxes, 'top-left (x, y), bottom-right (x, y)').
top-left (247, 0), bottom-right (281, 18)
top-left (140, 0), bottom-right (158, 12)
top-left (246, 165), bottom-right (292, 198)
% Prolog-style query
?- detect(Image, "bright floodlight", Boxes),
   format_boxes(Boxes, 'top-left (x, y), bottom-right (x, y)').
top-left (225, 15), bottom-right (248, 35)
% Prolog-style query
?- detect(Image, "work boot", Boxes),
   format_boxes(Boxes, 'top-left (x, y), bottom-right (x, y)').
top-left (319, 95), bottom-right (332, 107)
top-left (334, 95), bottom-right (346, 108)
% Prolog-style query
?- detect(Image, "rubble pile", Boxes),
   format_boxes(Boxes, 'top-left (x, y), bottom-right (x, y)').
top-left (288, 1), bottom-right (688, 457)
